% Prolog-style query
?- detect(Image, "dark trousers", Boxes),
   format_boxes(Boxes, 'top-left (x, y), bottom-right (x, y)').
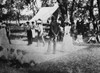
top-left (47, 35), bottom-right (57, 54)
top-left (6, 29), bottom-right (11, 44)
top-left (27, 30), bottom-right (32, 45)
top-left (7, 34), bottom-right (11, 44)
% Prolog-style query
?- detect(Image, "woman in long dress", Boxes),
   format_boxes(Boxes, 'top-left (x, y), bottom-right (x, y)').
top-left (31, 22), bottom-right (36, 38)
top-left (36, 19), bottom-right (45, 47)
top-left (62, 25), bottom-right (74, 51)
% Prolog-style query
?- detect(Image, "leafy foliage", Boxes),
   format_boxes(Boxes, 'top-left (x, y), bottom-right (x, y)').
top-left (0, 0), bottom-right (100, 24)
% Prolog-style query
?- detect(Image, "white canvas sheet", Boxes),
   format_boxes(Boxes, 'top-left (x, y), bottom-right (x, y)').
top-left (29, 3), bottom-right (59, 23)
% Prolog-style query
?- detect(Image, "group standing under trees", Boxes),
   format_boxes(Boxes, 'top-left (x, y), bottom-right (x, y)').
top-left (1, 0), bottom-right (100, 54)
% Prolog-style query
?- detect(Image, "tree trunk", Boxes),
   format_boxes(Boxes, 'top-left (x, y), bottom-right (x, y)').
top-left (57, 0), bottom-right (67, 20)
top-left (97, 0), bottom-right (100, 20)
top-left (63, 0), bottom-right (68, 16)
top-left (89, 0), bottom-right (95, 21)
top-left (70, 0), bottom-right (75, 25)
top-left (17, 10), bottom-right (20, 25)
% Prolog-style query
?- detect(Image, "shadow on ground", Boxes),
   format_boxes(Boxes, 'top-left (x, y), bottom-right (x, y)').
top-left (1, 44), bottom-right (100, 73)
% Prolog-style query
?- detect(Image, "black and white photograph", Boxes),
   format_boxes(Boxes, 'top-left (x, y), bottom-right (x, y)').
top-left (0, 0), bottom-right (100, 73)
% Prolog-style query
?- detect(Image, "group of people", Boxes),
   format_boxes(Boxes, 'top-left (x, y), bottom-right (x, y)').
top-left (70, 18), bottom-right (100, 43)
top-left (25, 19), bottom-right (45, 46)
top-left (25, 15), bottom-right (65, 54)
top-left (3, 17), bottom-right (100, 54)
top-left (0, 15), bottom-right (65, 54)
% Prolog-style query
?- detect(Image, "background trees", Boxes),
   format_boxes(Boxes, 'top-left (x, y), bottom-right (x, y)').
top-left (0, 0), bottom-right (100, 25)
top-left (0, 0), bottom-right (40, 23)
top-left (97, 0), bottom-right (100, 20)
top-left (57, 0), bottom-right (100, 25)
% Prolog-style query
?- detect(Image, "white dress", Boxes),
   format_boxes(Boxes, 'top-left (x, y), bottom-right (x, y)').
top-left (75, 35), bottom-right (83, 43)
top-left (62, 26), bottom-right (74, 51)
top-left (32, 29), bottom-right (36, 38)
top-left (65, 26), bottom-right (71, 35)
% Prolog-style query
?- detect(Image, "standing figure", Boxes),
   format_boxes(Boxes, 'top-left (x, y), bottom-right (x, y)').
top-left (89, 21), bottom-right (94, 32)
top-left (31, 22), bottom-right (36, 38)
top-left (26, 22), bottom-right (32, 45)
top-left (5, 23), bottom-right (11, 44)
top-left (87, 21), bottom-right (97, 43)
top-left (47, 16), bottom-right (60, 54)
top-left (57, 16), bottom-right (64, 41)
top-left (76, 20), bottom-right (81, 35)
top-left (36, 19), bottom-right (45, 46)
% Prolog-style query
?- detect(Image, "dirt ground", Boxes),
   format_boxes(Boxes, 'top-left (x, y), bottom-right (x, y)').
top-left (1, 28), bottom-right (100, 73)
top-left (11, 34), bottom-right (88, 64)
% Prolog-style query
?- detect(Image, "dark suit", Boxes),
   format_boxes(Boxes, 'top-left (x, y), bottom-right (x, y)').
top-left (48, 21), bottom-right (60, 54)
top-left (27, 25), bottom-right (32, 45)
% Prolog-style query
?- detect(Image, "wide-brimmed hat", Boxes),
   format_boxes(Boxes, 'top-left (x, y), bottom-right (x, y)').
top-left (26, 21), bottom-right (30, 24)
top-left (37, 19), bottom-right (42, 24)
top-left (31, 21), bottom-right (34, 24)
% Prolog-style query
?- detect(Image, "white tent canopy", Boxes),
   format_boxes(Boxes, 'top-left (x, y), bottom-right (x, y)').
top-left (29, 3), bottom-right (59, 23)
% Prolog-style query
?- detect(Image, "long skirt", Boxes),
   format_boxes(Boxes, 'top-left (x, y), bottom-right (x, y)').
top-left (32, 29), bottom-right (36, 38)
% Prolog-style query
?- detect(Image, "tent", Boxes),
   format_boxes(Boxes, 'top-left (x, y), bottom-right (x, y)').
top-left (29, 3), bottom-right (59, 23)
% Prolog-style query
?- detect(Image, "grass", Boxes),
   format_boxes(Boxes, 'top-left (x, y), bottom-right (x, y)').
top-left (9, 24), bottom-right (26, 39)
top-left (0, 62), bottom-right (26, 73)
top-left (25, 50), bottom-right (100, 73)
top-left (2, 24), bottom-right (100, 73)
top-left (10, 26), bottom-right (25, 33)
top-left (0, 47), bottom-right (100, 73)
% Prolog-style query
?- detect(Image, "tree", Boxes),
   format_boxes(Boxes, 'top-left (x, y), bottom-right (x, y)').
top-left (70, 0), bottom-right (75, 25)
top-left (89, 0), bottom-right (95, 21)
top-left (41, 0), bottom-right (49, 7)
top-left (97, 0), bottom-right (100, 20)
top-left (57, 0), bottom-right (68, 20)
top-left (25, 0), bottom-right (31, 5)
top-left (15, 1), bottom-right (24, 24)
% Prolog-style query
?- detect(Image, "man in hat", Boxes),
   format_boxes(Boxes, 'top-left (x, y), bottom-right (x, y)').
top-left (26, 22), bottom-right (32, 45)
top-left (47, 16), bottom-right (60, 54)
